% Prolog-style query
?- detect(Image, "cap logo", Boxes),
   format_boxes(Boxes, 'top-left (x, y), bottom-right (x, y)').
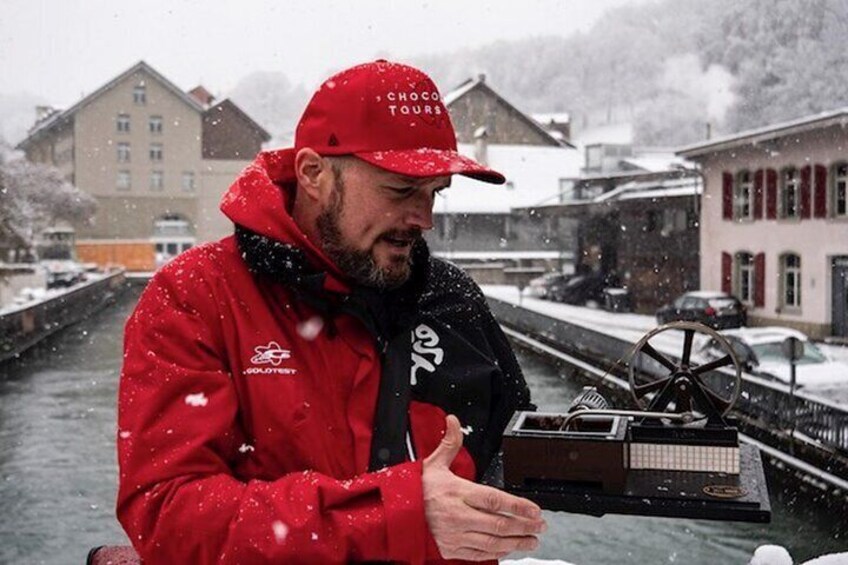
top-left (384, 79), bottom-right (447, 127)
top-left (328, 133), bottom-right (340, 147)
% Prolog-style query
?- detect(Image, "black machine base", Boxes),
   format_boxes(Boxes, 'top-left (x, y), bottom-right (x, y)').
top-left (504, 444), bottom-right (771, 523)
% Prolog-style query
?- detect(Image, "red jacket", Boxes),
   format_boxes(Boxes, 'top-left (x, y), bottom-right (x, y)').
top-left (117, 150), bottom-right (531, 563)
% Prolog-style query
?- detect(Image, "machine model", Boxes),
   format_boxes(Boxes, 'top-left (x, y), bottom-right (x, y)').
top-left (502, 321), bottom-right (771, 522)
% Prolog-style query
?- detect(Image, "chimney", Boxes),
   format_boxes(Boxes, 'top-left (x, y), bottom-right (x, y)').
top-left (35, 105), bottom-right (56, 124)
top-left (473, 125), bottom-right (488, 166)
top-left (188, 86), bottom-right (215, 108)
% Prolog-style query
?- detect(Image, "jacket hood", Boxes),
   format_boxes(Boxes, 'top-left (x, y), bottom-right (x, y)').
top-left (220, 148), bottom-right (350, 291)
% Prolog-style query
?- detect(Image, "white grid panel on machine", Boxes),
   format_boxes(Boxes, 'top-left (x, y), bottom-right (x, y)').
top-left (629, 443), bottom-right (740, 474)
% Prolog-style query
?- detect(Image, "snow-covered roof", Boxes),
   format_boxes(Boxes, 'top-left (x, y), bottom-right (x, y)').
top-left (433, 250), bottom-right (569, 260)
top-left (677, 106), bottom-right (848, 158)
top-left (437, 143), bottom-right (582, 214)
top-left (590, 175), bottom-right (701, 203)
top-left (620, 154), bottom-right (688, 172)
top-left (442, 78), bottom-right (479, 106)
top-left (442, 77), bottom-right (567, 148)
top-left (532, 112), bottom-right (570, 124)
top-left (570, 122), bottom-right (633, 147)
top-left (18, 61), bottom-right (205, 150)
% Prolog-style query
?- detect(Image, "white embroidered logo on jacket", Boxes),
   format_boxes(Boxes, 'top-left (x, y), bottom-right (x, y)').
top-left (410, 324), bottom-right (444, 386)
top-left (246, 342), bottom-right (297, 375)
top-left (251, 342), bottom-right (291, 366)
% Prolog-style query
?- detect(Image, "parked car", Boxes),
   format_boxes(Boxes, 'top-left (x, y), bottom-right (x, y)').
top-left (550, 272), bottom-right (614, 305)
top-left (696, 327), bottom-right (848, 390)
top-left (525, 272), bottom-right (570, 299)
top-left (41, 259), bottom-right (85, 288)
top-left (655, 291), bottom-right (746, 329)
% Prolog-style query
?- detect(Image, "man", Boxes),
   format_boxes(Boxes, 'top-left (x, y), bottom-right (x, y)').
top-left (116, 60), bottom-right (545, 564)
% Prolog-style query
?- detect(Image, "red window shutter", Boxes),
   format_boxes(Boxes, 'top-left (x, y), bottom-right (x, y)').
top-left (721, 252), bottom-right (732, 294)
top-left (814, 164), bottom-right (828, 218)
top-left (722, 172), bottom-right (733, 220)
top-left (753, 169), bottom-right (764, 219)
top-left (766, 169), bottom-right (778, 219)
top-left (800, 165), bottom-right (811, 218)
top-left (754, 252), bottom-right (765, 307)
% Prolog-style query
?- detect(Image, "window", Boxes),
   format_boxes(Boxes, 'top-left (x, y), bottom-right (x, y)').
top-left (133, 84), bottom-right (146, 105)
top-left (181, 171), bottom-right (195, 193)
top-left (736, 252), bottom-right (754, 303)
top-left (153, 215), bottom-right (195, 267)
top-left (645, 210), bottom-right (659, 232)
top-left (735, 170), bottom-right (752, 220)
top-left (116, 170), bottom-right (131, 191)
top-left (781, 167), bottom-right (800, 218)
top-left (558, 178), bottom-right (575, 202)
top-left (149, 115), bottom-right (163, 134)
top-left (661, 209), bottom-right (687, 236)
top-left (117, 114), bottom-right (130, 133)
top-left (782, 253), bottom-right (801, 308)
top-left (117, 142), bottom-right (130, 163)
top-left (835, 162), bottom-right (847, 218)
top-left (149, 143), bottom-right (163, 162)
top-left (150, 170), bottom-right (164, 191)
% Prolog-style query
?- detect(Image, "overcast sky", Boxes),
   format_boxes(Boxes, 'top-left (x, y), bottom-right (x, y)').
top-left (2, 0), bottom-right (639, 107)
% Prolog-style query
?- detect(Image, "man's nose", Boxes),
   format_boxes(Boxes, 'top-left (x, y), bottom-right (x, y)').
top-left (406, 193), bottom-right (435, 231)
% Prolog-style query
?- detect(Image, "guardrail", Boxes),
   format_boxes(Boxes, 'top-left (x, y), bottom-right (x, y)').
top-left (0, 271), bottom-right (126, 363)
top-left (486, 297), bottom-right (848, 460)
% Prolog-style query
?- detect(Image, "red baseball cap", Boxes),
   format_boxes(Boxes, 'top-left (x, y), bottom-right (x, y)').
top-left (293, 60), bottom-right (505, 184)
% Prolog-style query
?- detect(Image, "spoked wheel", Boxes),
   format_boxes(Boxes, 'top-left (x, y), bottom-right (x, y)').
top-left (627, 321), bottom-right (742, 421)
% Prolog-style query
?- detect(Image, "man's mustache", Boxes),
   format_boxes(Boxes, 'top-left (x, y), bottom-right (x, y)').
top-left (381, 228), bottom-right (423, 241)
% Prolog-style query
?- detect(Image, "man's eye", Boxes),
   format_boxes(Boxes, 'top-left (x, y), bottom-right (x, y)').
top-left (387, 186), bottom-right (415, 196)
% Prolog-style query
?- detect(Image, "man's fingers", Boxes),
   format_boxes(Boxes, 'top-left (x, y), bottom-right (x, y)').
top-left (458, 531), bottom-right (540, 555)
top-left (464, 483), bottom-right (543, 520)
top-left (464, 509), bottom-right (546, 537)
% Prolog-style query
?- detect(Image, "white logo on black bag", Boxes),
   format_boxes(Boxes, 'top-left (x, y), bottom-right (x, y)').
top-left (410, 324), bottom-right (444, 385)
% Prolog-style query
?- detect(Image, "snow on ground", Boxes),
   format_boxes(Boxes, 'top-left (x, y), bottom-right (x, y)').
top-left (482, 284), bottom-right (848, 405)
top-left (0, 272), bottom-right (111, 316)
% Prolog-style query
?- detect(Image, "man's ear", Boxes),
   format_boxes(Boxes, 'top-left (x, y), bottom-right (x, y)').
top-left (294, 148), bottom-right (328, 201)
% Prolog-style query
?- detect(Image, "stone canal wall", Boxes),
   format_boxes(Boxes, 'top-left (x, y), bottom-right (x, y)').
top-left (0, 271), bottom-right (126, 363)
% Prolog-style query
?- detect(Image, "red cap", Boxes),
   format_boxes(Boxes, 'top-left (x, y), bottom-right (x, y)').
top-left (293, 60), bottom-right (505, 184)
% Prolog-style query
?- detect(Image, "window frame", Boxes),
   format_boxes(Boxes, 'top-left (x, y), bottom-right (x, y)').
top-left (116, 170), bottom-right (131, 191)
top-left (150, 170), bottom-right (164, 192)
top-left (834, 162), bottom-right (848, 218)
top-left (117, 142), bottom-right (131, 163)
top-left (736, 252), bottom-right (754, 304)
top-left (734, 170), bottom-right (753, 220)
top-left (133, 85), bottom-right (146, 105)
top-left (781, 253), bottom-right (802, 310)
top-left (181, 171), bottom-right (195, 193)
top-left (149, 115), bottom-right (163, 135)
top-left (149, 143), bottom-right (163, 162)
top-left (116, 113), bottom-right (131, 133)
top-left (780, 167), bottom-right (800, 219)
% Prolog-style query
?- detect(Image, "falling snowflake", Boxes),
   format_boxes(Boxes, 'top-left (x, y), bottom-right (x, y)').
top-left (272, 521), bottom-right (289, 544)
top-left (119, 430), bottom-right (131, 439)
top-left (184, 393), bottom-right (208, 407)
top-left (239, 443), bottom-right (255, 453)
top-left (297, 317), bottom-right (324, 341)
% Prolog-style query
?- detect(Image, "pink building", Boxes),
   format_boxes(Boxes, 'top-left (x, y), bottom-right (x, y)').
top-left (679, 109), bottom-right (848, 339)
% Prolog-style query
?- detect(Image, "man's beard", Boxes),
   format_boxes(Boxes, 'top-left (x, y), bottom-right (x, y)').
top-left (316, 169), bottom-right (419, 290)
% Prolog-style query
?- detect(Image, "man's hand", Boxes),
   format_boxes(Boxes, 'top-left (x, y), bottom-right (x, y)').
top-left (423, 415), bottom-right (547, 561)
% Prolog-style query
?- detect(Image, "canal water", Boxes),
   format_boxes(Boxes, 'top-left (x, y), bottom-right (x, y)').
top-left (0, 285), bottom-right (844, 564)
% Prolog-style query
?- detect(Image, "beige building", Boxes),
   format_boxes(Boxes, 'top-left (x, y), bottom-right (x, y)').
top-left (17, 61), bottom-right (269, 271)
top-left (679, 109), bottom-right (848, 339)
